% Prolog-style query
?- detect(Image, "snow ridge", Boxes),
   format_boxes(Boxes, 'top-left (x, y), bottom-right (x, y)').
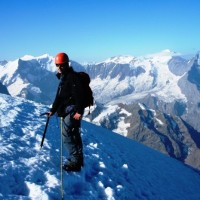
top-left (0, 93), bottom-right (200, 200)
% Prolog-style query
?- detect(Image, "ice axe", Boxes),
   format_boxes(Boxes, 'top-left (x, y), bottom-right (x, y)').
top-left (40, 113), bottom-right (50, 149)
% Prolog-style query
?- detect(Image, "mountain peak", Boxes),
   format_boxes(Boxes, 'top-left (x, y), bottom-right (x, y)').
top-left (104, 55), bottom-right (135, 64)
top-left (20, 54), bottom-right (53, 62)
top-left (36, 53), bottom-right (53, 61)
top-left (20, 55), bottom-right (35, 61)
top-left (146, 49), bottom-right (177, 58)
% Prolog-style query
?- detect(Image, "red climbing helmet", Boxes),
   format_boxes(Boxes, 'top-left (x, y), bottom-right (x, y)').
top-left (55, 52), bottom-right (69, 64)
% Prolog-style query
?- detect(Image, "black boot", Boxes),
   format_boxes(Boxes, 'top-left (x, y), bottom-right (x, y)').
top-left (63, 162), bottom-right (82, 172)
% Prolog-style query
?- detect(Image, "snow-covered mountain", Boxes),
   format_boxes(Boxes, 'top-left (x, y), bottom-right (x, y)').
top-left (89, 102), bottom-right (200, 170)
top-left (1, 50), bottom-right (200, 170)
top-left (85, 50), bottom-right (200, 131)
top-left (0, 50), bottom-right (186, 104)
top-left (1, 93), bottom-right (200, 200)
top-left (0, 50), bottom-right (198, 117)
top-left (0, 54), bottom-right (87, 104)
top-left (0, 54), bottom-right (57, 104)
top-left (87, 50), bottom-right (186, 104)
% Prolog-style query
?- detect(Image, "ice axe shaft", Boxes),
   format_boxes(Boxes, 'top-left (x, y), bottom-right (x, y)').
top-left (40, 115), bottom-right (50, 148)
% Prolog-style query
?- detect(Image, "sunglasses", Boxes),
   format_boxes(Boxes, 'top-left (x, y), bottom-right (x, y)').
top-left (56, 64), bottom-right (66, 68)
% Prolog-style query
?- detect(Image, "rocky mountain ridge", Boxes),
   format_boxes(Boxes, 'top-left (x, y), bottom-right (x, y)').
top-left (88, 102), bottom-right (200, 169)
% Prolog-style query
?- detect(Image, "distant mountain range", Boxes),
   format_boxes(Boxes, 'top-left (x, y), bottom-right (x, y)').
top-left (1, 50), bottom-right (200, 170)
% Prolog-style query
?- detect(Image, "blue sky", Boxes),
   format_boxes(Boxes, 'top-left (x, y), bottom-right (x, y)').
top-left (1, 0), bottom-right (200, 63)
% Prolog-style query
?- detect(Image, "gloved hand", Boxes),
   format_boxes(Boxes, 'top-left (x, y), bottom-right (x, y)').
top-left (73, 112), bottom-right (82, 120)
top-left (46, 112), bottom-right (54, 117)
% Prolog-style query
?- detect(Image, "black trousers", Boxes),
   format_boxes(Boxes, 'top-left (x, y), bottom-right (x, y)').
top-left (62, 112), bottom-right (83, 166)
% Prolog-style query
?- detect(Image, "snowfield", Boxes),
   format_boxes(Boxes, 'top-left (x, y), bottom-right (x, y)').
top-left (0, 93), bottom-right (200, 200)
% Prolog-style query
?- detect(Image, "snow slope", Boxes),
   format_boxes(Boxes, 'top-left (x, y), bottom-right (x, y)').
top-left (0, 93), bottom-right (200, 200)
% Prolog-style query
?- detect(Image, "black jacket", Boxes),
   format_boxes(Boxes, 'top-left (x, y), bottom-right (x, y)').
top-left (50, 67), bottom-right (85, 117)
